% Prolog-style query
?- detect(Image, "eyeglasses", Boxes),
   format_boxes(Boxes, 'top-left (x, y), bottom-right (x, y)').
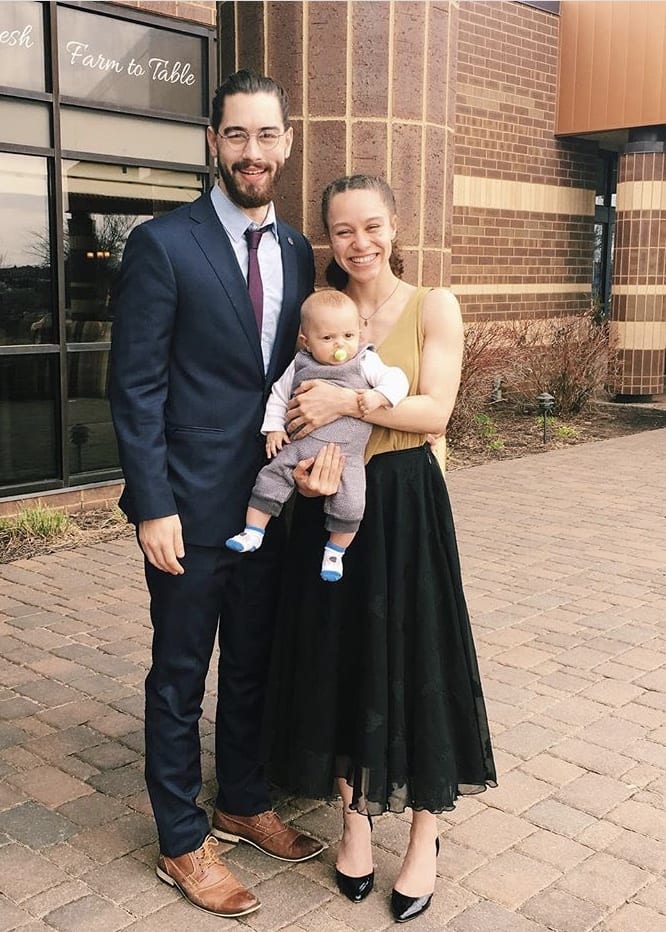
top-left (217, 129), bottom-right (287, 151)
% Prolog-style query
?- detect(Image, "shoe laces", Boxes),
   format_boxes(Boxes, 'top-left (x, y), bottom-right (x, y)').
top-left (197, 835), bottom-right (221, 868)
top-left (257, 810), bottom-right (279, 830)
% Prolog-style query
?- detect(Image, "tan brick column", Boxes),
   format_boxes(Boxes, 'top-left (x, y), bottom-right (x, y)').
top-left (612, 133), bottom-right (666, 397)
top-left (219, 1), bottom-right (457, 286)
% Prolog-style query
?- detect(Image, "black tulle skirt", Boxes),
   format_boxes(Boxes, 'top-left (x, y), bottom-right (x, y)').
top-left (267, 444), bottom-right (496, 815)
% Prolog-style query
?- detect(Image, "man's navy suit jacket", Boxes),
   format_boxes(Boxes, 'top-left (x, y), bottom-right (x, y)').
top-left (109, 192), bottom-right (315, 547)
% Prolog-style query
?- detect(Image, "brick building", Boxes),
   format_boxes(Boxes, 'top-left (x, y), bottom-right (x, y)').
top-left (0, 0), bottom-right (664, 512)
top-left (452, 1), bottom-right (598, 326)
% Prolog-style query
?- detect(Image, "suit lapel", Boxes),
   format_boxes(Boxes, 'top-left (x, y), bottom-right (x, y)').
top-left (266, 221), bottom-right (299, 386)
top-left (190, 195), bottom-right (264, 375)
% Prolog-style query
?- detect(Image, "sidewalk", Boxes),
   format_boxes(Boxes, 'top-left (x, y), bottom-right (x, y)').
top-left (1, 428), bottom-right (665, 931)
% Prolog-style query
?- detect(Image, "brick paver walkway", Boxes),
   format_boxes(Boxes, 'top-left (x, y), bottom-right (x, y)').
top-left (1, 428), bottom-right (665, 931)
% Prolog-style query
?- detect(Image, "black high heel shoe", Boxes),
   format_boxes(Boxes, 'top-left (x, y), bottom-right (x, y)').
top-left (390, 837), bottom-right (440, 923)
top-left (335, 814), bottom-right (374, 903)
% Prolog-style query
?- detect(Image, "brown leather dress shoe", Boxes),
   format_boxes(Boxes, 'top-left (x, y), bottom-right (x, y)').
top-left (212, 808), bottom-right (325, 862)
top-left (156, 834), bottom-right (260, 917)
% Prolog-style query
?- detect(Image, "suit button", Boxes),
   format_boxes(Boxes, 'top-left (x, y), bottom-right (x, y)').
top-left (256, 432), bottom-right (263, 440)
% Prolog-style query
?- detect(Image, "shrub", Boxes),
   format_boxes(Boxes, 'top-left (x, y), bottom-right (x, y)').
top-left (447, 321), bottom-right (523, 445)
top-left (508, 313), bottom-right (619, 416)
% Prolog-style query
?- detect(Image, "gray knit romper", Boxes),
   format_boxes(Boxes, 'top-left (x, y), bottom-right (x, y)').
top-left (249, 350), bottom-right (374, 534)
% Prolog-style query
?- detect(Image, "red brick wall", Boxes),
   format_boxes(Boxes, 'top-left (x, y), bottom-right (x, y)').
top-left (453, 0), bottom-right (598, 322)
top-left (110, 1), bottom-right (216, 27)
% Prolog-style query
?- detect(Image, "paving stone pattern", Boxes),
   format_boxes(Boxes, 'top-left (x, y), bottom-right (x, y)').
top-left (0, 429), bottom-right (665, 930)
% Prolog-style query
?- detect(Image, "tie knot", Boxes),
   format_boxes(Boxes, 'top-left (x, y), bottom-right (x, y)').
top-left (245, 226), bottom-right (268, 251)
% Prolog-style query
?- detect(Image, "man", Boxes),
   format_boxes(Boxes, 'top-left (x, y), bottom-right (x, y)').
top-left (109, 70), bottom-right (324, 919)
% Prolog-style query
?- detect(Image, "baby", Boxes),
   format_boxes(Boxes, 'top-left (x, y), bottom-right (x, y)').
top-left (226, 289), bottom-right (409, 581)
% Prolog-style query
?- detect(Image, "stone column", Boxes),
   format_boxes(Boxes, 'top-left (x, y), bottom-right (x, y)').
top-left (218, 1), bottom-right (456, 286)
top-left (612, 128), bottom-right (666, 398)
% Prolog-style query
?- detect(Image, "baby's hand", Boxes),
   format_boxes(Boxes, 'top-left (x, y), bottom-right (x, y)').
top-left (357, 389), bottom-right (387, 418)
top-left (266, 430), bottom-right (289, 458)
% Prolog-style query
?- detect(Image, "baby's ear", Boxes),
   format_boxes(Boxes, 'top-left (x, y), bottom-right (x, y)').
top-left (297, 330), bottom-right (307, 348)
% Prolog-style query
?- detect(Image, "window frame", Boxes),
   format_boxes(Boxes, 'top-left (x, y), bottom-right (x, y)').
top-left (0, 1), bottom-right (215, 497)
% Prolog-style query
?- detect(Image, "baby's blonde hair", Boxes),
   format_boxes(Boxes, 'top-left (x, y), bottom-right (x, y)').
top-left (300, 289), bottom-right (358, 332)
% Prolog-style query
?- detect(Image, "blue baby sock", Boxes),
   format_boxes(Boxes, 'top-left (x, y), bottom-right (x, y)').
top-left (320, 542), bottom-right (346, 582)
top-left (225, 525), bottom-right (265, 553)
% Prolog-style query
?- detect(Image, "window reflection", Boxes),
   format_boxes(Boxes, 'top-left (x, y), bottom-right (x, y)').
top-left (0, 355), bottom-right (59, 487)
top-left (592, 153), bottom-right (617, 320)
top-left (60, 162), bottom-right (203, 479)
top-left (67, 350), bottom-right (118, 476)
top-left (0, 153), bottom-right (53, 346)
top-left (62, 161), bottom-right (202, 344)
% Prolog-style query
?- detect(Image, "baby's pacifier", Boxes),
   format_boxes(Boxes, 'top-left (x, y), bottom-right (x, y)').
top-left (333, 348), bottom-right (348, 362)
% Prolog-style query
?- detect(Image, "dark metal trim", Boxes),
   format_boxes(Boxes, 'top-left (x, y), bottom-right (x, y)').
top-left (59, 96), bottom-right (210, 125)
top-left (50, 0), bottom-right (70, 486)
top-left (218, 0), bottom-right (237, 79)
top-left (207, 18), bottom-right (217, 186)
top-left (65, 343), bottom-right (111, 353)
top-left (0, 142), bottom-right (55, 157)
top-left (0, 87), bottom-right (52, 103)
top-left (624, 141), bottom-right (666, 154)
top-left (0, 479), bottom-right (65, 499)
top-left (0, 345), bottom-right (60, 356)
top-left (515, 1), bottom-right (560, 13)
top-left (67, 467), bottom-right (124, 484)
top-left (60, 149), bottom-right (208, 173)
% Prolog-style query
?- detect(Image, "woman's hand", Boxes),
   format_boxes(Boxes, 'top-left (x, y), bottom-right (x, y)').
top-left (286, 380), bottom-right (357, 439)
top-left (293, 443), bottom-right (344, 498)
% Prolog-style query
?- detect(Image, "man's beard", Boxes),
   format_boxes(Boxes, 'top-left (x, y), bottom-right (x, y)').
top-left (219, 160), bottom-right (282, 209)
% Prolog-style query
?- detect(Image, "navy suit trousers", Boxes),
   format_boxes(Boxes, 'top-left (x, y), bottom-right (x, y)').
top-left (143, 516), bottom-right (285, 857)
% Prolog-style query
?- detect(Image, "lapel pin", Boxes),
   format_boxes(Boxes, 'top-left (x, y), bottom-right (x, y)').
top-left (287, 236), bottom-right (294, 246)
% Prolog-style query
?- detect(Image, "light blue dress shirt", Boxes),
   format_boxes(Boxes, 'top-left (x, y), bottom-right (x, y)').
top-left (210, 184), bottom-right (284, 373)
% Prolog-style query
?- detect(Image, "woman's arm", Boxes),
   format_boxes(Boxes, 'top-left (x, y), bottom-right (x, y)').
top-left (286, 289), bottom-right (464, 439)
top-left (362, 289), bottom-right (463, 435)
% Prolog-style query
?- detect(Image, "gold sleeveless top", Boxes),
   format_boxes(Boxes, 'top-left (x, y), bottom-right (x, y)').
top-left (365, 287), bottom-right (429, 463)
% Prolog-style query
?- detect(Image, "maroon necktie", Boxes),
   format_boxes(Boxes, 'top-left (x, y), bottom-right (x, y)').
top-left (245, 226), bottom-right (268, 333)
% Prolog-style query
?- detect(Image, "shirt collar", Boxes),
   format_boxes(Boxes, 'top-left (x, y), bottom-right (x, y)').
top-left (210, 185), bottom-right (278, 242)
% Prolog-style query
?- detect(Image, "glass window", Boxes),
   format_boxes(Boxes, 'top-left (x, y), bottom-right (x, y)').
top-left (592, 153), bottom-right (617, 321)
top-left (0, 1), bottom-right (46, 92)
top-left (60, 107), bottom-right (205, 165)
top-left (0, 354), bottom-right (59, 488)
top-left (61, 161), bottom-right (204, 479)
top-left (67, 350), bottom-right (118, 476)
top-left (57, 6), bottom-right (206, 117)
top-left (62, 160), bottom-right (203, 344)
top-left (0, 153), bottom-right (54, 346)
top-left (0, 98), bottom-right (51, 148)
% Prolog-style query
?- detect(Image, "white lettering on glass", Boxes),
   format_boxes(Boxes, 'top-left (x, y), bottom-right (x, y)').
top-left (148, 58), bottom-right (196, 86)
top-left (66, 41), bottom-right (124, 73)
top-left (127, 57), bottom-right (145, 77)
top-left (59, 42), bottom-right (198, 89)
top-left (0, 24), bottom-right (34, 48)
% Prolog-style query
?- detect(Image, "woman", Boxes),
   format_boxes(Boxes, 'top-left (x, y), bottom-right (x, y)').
top-left (269, 175), bottom-right (496, 923)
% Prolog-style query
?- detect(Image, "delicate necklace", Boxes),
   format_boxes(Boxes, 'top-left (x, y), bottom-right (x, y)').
top-left (358, 280), bottom-right (401, 327)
